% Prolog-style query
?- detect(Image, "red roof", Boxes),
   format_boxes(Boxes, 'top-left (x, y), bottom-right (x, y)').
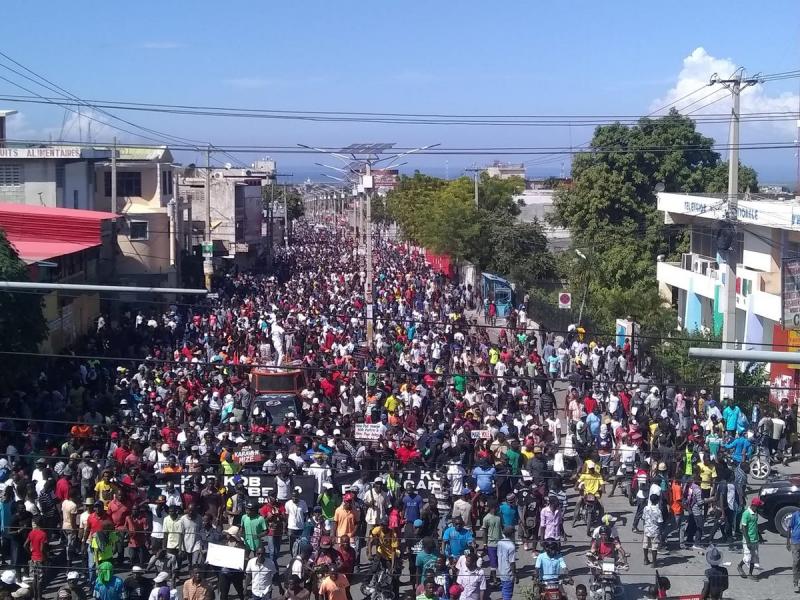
top-left (0, 203), bottom-right (117, 262)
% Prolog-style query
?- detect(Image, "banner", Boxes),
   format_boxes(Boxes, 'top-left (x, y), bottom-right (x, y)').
top-left (158, 473), bottom-right (318, 508)
top-left (232, 445), bottom-right (264, 465)
top-left (354, 423), bottom-right (384, 441)
top-left (332, 468), bottom-right (445, 496)
top-left (470, 430), bottom-right (491, 440)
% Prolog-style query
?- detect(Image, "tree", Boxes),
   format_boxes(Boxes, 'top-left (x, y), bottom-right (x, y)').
top-left (284, 188), bottom-right (305, 221)
top-left (386, 172), bottom-right (556, 283)
top-left (0, 229), bottom-right (47, 358)
top-left (551, 108), bottom-right (758, 332)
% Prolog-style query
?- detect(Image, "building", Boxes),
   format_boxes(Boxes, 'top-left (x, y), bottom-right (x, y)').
top-left (513, 188), bottom-right (571, 251)
top-left (178, 166), bottom-right (271, 267)
top-left (0, 203), bottom-right (116, 351)
top-left (656, 191), bottom-right (800, 398)
top-left (484, 161), bottom-right (526, 180)
top-left (93, 146), bottom-right (182, 286)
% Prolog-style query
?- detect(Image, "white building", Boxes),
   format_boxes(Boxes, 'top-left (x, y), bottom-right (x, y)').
top-left (178, 166), bottom-right (271, 266)
top-left (513, 188), bottom-right (570, 251)
top-left (656, 191), bottom-right (800, 396)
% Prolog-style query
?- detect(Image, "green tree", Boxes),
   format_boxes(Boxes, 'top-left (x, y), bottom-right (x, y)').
top-left (284, 188), bottom-right (305, 221)
top-left (0, 229), bottom-right (47, 357)
top-left (551, 108), bottom-right (758, 331)
top-left (651, 330), bottom-right (721, 390)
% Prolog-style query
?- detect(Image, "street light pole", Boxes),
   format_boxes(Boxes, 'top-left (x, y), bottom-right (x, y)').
top-left (203, 145), bottom-right (212, 291)
top-left (364, 163), bottom-right (374, 348)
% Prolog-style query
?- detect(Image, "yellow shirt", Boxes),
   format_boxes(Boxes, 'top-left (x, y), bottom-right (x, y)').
top-left (370, 526), bottom-right (398, 560)
top-left (489, 348), bottom-right (499, 365)
top-left (698, 463), bottom-right (716, 490)
top-left (385, 395), bottom-right (399, 414)
top-left (578, 473), bottom-right (604, 496)
top-left (94, 481), bottom-right (115, 508)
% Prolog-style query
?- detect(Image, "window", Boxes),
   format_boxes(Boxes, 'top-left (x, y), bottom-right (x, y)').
top-left (161, 170), bottom-right (174, 196)
top-left (104, 171), bottom-right (142, 197)
top-left (55, 164), bottom-right (65, 189)
top-left (0, 164), bottom-right (22, 186)
top-left (129, 220), bottom-right (149, 241)
top-left (73, 190), bottom-right (79, 209)
top-left (0, 164), bottom-right (24, 203)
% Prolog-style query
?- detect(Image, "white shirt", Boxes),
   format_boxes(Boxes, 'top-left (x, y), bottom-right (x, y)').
top-left (285, 499), bottom-right (308, 531)
top-left (246, 557), bottom-right (277, 597)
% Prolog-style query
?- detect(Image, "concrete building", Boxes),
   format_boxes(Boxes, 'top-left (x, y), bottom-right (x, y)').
top-left (484, 161), bottom-right (526, 180)
top-left (513, 188), bottom-right (571, 251)
top-left (656, 191), bottom-right (800, 398)
top-left (93, 146), bottom-right (182, 286)
top-left (0, 203), bottom-right (116, 352)
top-left (178, 166), bottom-right (271, 267)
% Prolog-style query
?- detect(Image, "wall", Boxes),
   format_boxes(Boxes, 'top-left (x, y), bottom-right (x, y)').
top-left (94, 164), bottom-right (161, 211)
top-left (742, 226), bottom-right (775, 272)
top-left (22, 161), bottom-right (57, 206)
top-left (64, 161), bottom-right (93, 210)
top-left (115, 211), bottom-right (173, 281)
top-left (240, 184), bottom-right (263, 245)
top-left (41, 290), bottom-right (100, 353)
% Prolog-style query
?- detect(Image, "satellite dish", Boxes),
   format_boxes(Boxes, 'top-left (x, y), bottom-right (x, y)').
top-left (655, 182), bottom-right (666, 193)
top-left (224, 162), bottom-right (232, 170)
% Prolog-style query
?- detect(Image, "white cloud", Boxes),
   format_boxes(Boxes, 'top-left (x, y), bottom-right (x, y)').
top-left (651, 47), bottom-right (798, 136)
top-left (141, 41), bottom-right (183, 50)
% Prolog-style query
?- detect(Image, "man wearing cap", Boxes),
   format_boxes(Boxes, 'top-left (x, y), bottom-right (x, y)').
top-left (285, 488), bottom-right (309, 554)
top-left (364, 479), bottom-right (389, 558)
top-left (241, 502), bottom-right (268, 558)
top-left (738, 497), bottom-right (763, 579)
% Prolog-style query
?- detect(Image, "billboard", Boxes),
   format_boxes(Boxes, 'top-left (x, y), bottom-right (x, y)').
top-left (782, 257), bottom-right (800, 330)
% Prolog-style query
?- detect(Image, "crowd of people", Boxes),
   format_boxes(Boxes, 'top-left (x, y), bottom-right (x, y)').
top-left (0, 222), bottom-right (796, 600)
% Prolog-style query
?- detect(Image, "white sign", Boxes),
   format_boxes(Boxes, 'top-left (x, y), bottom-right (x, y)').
top-left (783, 257), bottom-right (800, 330)
top-left (0, 147), bottom-right (81, 159)
top-left (558, 292), bottom-right (572, 310)
top-left (206, 542), bottom-right (245, 570)
top-left (354, 423), bottom-right (384, 441)
top-left (470, 429), bottom-right (491, 440)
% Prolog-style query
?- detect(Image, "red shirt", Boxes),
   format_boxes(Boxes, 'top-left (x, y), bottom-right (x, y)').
top-left (55, 477), bottom-right (71, 502)
top-left (27, 528), bottom-right (47, 561)
top-left (86, 512), bottom-right (106, 535)
top-left (395, 446), bottom-right (420, 464)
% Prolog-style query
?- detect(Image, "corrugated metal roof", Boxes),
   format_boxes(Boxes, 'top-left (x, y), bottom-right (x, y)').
top-left (0, 202), bottom-right (115, 262)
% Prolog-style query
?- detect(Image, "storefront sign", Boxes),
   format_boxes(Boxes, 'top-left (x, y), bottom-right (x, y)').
top-left (0, 146), bottom-right (81, 159)
top-left (782, 257), bottom-right (800, 330)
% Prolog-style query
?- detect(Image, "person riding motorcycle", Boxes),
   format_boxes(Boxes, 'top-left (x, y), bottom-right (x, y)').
top-left (588, 514), bottom-right (628, 568)
top-left (572, 461), bottom-right (605, 528)
top-left (609, 435), bottom-right (638, 498)
top-left (534, 540), bottom-right (572, 599)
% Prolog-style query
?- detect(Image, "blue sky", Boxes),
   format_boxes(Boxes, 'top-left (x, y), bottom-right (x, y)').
top-left (3, 0), bottom-right (800, 182)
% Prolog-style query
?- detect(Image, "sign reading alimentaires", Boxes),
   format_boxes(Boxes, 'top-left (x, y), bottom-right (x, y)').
top-left (0, 147), bottom-right (82, 159)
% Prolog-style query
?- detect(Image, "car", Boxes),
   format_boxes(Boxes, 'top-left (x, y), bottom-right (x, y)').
top-left (251, 393), bottom-right (299, 425)
top-left (759, 474), bottom-right (800, 536)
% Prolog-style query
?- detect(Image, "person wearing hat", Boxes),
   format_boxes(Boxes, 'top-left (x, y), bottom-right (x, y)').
top-left (123, 566), bottom-right (153, 600)
top-left (59, 571), bottom-right (84, 600)
top-left (738, 497), bottom-right (764, 579)
top-left (149, 572), bottom-right (176, 600)
top-left (93, 562), bottom-right (124, 600)
top-left (701, 544), bottom-right (729, 599)
top-left (318, 563), bottom-right (350, 600)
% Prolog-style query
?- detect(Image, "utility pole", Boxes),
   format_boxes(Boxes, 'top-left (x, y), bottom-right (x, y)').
top-left (111, 136), bottom-right (117, 214)
top-left (364, 163), bottom-right (374, 349)
top-left (203, 145), bottom-right (212, 291)
top-left (711, 70), bottom-right (760, 397)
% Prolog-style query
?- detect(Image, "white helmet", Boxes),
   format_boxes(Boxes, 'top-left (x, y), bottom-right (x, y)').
top-left (650, 386), bottom-right (660, 395)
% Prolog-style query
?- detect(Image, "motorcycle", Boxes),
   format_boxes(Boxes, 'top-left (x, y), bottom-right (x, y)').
top-left (582, 494), bottom-right (600, 537)
top-left (531, 574), bottom-right (571, 600)
top-left (360, 557), bottom-right (396, 600)
top-left (750, 433), bottom-right (775, 480)
top-left (586, 554), bottom-right (626, 600)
